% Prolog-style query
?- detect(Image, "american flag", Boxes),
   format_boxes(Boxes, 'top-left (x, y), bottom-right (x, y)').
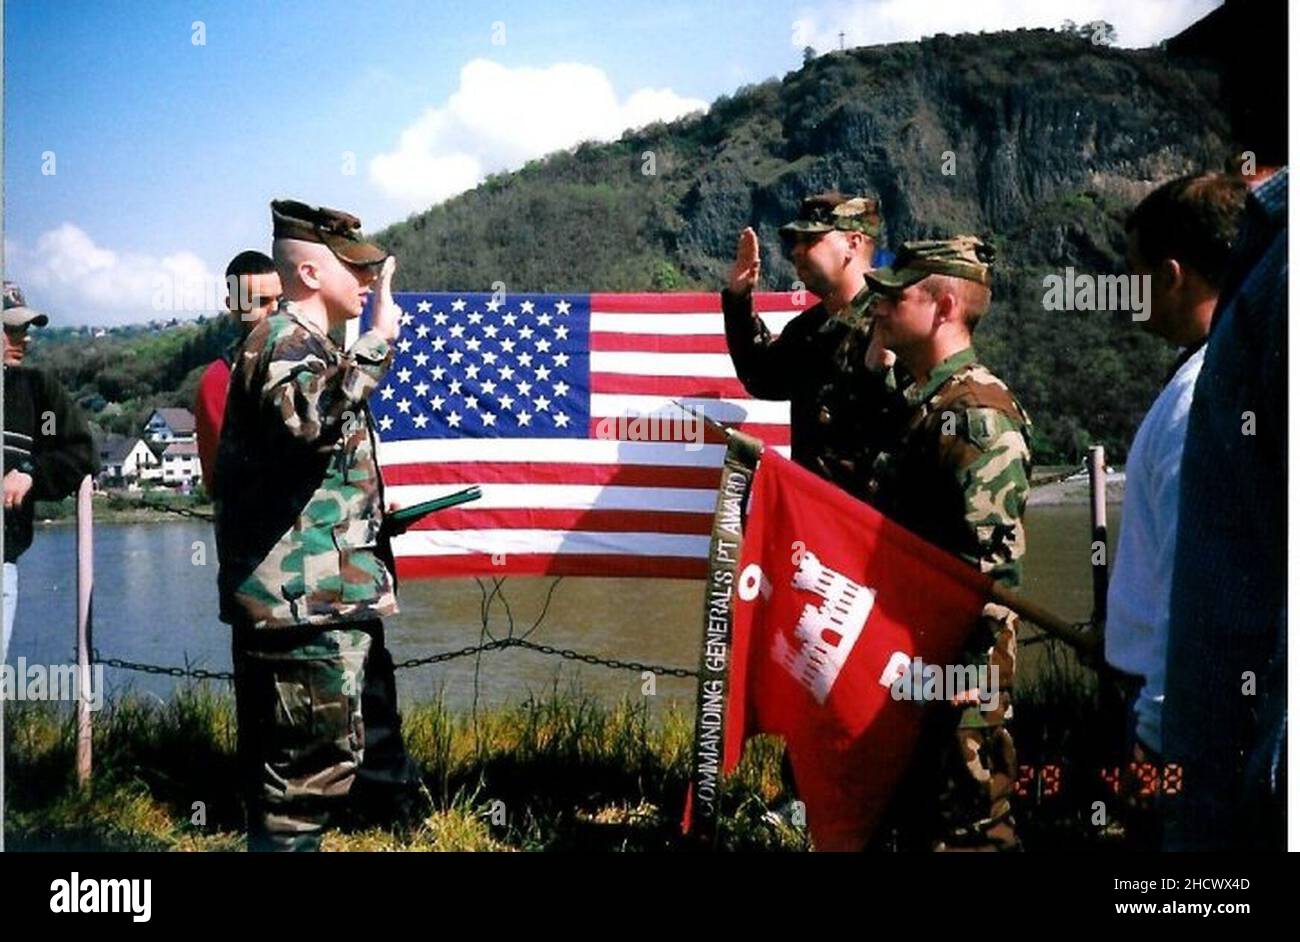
top-left (370, 291), bottom-right (805, 579)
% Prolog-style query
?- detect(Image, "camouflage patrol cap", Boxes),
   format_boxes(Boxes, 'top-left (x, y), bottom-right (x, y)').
top-left (3, 281), bottom-right (49, 328)
top-left (866, 236), bottom-right (995, 291)
top-left (779, 192), bottom-right (883, 239)
top-left (270, 199), bottom-right (389, 267)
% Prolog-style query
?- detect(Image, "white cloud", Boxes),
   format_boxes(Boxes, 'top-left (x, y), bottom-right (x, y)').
top-left (5, 223), bottom-right (218, 326)
top-left (369, 59), bottom-right (706, 212)
top-left (792, 0), bottom-right (1220, 52)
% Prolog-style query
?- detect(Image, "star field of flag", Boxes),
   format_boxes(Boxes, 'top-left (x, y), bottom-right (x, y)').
top-left (371, 292), bottom-right (590, 440)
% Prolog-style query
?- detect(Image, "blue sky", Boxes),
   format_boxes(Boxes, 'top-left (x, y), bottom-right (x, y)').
top-left (3, 0), bottom-right (1218, 325)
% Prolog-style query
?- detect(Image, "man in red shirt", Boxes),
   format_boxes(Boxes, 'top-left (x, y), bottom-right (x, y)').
top-left (194, 251), bottom-right (282, 493)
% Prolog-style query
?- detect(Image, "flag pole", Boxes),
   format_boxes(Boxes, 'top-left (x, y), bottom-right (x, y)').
top-left (987, 582), bottom-right (1097, 652)
top-left (671, 399), bottom-right (738, 441)
top-left (683, 424), bottom-right (762, 844)
top-left (669, 401), bottom-right (1096, 653)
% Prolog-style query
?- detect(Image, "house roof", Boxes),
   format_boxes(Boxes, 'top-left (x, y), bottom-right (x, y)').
top-left (149, 407), bottom-right (196, 434)
top-left (162, 440), bottom-right (199, 456)
top-left (99, 434), bottom-right (142, 465)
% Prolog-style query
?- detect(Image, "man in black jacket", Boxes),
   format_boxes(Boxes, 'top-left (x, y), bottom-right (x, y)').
top-left (2, 282), bottom-right (98, 659)
top-left (722, 192), bottom-right (901, 497)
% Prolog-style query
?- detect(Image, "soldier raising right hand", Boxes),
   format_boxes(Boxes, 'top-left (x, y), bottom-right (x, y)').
top-left (720, 193), bottom-right (902, 496)
top-left (214, 199), bottom-right (427, 852)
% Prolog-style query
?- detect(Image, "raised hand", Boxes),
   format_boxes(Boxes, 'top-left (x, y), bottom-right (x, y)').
top-left (728, 227), bottom-right (761, 296)
top-left (371, 255), bottom-right (401, 341)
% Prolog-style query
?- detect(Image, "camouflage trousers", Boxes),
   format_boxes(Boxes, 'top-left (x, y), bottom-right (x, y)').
top-left (231, 618), bottom-right (426, 852)
top-left (870, 617), bottom-right (1019, 852)
top-left (866, 715), bottom-right (1018, 852)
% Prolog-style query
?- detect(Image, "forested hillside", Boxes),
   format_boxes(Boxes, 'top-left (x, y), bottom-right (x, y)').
top-left (29, 27), bottom-right (1230, 463)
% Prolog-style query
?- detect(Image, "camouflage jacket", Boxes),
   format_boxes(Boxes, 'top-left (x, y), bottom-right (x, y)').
top-left (214, 301), bottom-right (397, 629)
top-left (862, 347), bottom-right (1032, 729)
top-left (862, 346), bottom-right (1031, 589)
top-left (722, 284), bottom-right (904, 487)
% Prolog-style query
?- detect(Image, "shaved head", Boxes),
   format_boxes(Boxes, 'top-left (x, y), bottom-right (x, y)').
top-left (273, 238), bottom-right (336, 296)
top-left (272, 237), bottom-right (378, 326)
top-left (919, 274), bottom-right (990, 328)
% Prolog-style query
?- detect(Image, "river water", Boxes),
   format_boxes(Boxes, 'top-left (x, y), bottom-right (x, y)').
top-left (5, 504), bottom-right (1111, 713)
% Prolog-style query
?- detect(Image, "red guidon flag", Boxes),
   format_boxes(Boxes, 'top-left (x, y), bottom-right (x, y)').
top-left (723, 451), bottom-right (992, 850)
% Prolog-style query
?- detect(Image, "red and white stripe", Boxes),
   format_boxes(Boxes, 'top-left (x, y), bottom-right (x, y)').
top-left (380, 292), bottom-right (806, 579)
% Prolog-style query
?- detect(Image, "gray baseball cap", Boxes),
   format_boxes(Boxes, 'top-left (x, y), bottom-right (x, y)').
top-left (3, 281), bottom-right (50, 328)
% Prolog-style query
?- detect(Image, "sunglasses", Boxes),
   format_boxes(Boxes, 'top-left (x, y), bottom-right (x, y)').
top-left (780, 230), bottom-right (829, 253)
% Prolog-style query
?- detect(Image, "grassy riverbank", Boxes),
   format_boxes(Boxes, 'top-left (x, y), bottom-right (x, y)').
top-left (5, 684), bottom-right (796, 852)
top-left (33, 492), bottom-right (212, 526)
top-left (4, 646), bottom-right (1128, 852)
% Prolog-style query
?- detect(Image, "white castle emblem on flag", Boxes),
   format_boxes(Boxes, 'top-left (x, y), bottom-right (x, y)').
top-left (772, 551), bottom-right (876, 704)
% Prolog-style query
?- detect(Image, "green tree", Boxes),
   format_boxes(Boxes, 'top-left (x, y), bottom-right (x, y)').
top-left (651, 261), bottom-right (684, 290)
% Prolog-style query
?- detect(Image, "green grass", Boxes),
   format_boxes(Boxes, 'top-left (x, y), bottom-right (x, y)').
top-left (4, 682), bottom-right (802, 852)
top-left (5, 654), bottom-right (1128, 851)
top-left (34, 491), bottom-right (213, 523)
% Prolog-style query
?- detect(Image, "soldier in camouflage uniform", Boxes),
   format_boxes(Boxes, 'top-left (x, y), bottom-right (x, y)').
top-left (722, 192), bottom-right (904, 487)
top-left (859, 237), bottom-right (1031, 851)
top-left (215, 200), bottom-right (426, 851)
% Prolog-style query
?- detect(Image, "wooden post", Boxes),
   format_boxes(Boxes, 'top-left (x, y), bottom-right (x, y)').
top-left (1088, 445), bottom-right (1108, 627)
top-left (76, 475), bottom-right (94, 788)
top-left (1087, 446), bottom-right (1133, 748)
